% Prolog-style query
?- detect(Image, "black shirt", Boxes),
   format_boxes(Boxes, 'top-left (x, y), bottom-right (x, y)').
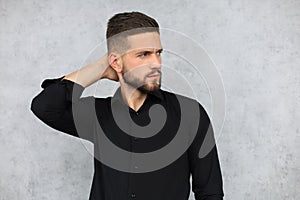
top-left (30, 76), bottom-right (224, 200)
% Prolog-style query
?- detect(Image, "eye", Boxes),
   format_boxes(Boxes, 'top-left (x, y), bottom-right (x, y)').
top-left (138, 52), bottom-right (150, 57)
top-left (156, 50), bottom-right (163, 56)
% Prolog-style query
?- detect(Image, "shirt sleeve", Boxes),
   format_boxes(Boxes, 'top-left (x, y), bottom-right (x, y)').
top-left (188, 103), bottom-right (224, 200)
top-left (30, 75), bottom-right (96, 143)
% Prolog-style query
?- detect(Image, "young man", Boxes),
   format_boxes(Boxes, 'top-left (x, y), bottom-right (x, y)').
top-left (31, 11), bottom-right (224, 200)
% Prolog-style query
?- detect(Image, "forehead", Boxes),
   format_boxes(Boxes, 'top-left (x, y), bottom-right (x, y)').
top-left (126, 32), bottom-right (162, 53)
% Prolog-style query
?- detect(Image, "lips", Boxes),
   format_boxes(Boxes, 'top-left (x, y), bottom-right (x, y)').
top-left (147, 73), bottom-right (160, 78)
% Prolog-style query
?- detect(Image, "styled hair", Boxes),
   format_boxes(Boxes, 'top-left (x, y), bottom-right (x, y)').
top-left (106, 11), bottom-right (160, 53)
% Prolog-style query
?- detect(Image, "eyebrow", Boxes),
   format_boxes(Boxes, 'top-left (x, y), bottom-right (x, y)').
top-left (135, 48), bottom-right (163, 55)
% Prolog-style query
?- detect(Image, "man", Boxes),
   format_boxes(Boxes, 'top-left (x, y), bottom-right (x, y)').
top-left (31, 11), bottom-right (224, 200)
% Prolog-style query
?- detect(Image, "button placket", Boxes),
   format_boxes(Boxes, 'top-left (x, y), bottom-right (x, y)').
top-left (128, 115), bottom-right (137, 199)
top-left (131, 193), bottom-right (136, 198)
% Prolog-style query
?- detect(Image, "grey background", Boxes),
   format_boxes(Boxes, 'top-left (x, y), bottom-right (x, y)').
top-left (0, 0), bottom-right (299, 199)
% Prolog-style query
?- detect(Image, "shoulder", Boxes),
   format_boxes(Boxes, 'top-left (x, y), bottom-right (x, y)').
top-left (160, 89), bottom-right (203, 107)
top-left (160, 89), bottom-right (209, 117)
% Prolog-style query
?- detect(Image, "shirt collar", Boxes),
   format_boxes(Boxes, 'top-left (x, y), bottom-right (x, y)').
top-left (111, 86), bottom-right (164, 105)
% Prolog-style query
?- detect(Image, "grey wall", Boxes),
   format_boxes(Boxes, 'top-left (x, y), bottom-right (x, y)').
top-left (1, 0), bottom-right (299, 199)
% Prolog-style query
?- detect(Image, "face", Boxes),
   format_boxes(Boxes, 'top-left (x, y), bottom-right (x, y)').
top-left (120, 32), bottom-right (163, 93)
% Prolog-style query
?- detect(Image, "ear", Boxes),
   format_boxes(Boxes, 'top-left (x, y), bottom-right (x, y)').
top-left (108, 52), bottom-right (122, 73)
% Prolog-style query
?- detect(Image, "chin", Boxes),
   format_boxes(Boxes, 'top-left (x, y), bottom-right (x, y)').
top-left (138, 83), bottom-right (161, 93)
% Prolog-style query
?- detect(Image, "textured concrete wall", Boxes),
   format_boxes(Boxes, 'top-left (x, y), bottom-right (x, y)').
top-left (1, 0), bottom-right (299, 199)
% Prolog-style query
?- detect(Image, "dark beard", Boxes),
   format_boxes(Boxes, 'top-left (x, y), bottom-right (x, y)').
top-left (122, 71), bottom-right (161, 93)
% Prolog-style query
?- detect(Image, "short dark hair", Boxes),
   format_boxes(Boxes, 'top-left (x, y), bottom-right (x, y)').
top-left (106, 11), bottom-right (160, 53)
top-left (106, 11), bottom-right (159, 39)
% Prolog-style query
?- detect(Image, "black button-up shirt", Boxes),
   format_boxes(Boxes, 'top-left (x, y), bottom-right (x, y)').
top-left (30, 76), bottom-right (224, 200)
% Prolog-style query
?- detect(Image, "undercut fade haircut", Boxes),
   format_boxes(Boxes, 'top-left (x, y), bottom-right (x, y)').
top-left (106, 11), bottom-right (160, 54)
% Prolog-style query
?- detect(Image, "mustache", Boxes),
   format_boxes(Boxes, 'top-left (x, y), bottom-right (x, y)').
top-left (147, 70), bottom-right (161, 76)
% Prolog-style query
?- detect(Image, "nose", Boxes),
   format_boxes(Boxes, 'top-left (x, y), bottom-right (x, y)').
top-left (150, 54), bottom-right (161, 69)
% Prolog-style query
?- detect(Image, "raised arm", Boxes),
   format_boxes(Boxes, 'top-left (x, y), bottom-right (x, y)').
top-left (30, 54), bottom-right (118, 143)
top-left (62, 53), bottom-right (118, 87)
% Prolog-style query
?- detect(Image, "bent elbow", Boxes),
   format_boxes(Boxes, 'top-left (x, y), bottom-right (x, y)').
top-left (30, 95), bottom-right (46, 120)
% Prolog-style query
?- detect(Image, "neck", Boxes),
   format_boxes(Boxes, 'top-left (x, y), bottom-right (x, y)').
top-left (120, 84), bottom-right (147, 112)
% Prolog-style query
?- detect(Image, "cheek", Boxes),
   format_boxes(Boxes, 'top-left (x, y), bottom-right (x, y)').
top-left (124, 61), bottom-right (150, 75)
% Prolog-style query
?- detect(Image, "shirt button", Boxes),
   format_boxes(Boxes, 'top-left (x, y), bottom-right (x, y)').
top-left (133, 137), bottom-right (138, 141)
top-left (131, 193), bottom-right (136, 198)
